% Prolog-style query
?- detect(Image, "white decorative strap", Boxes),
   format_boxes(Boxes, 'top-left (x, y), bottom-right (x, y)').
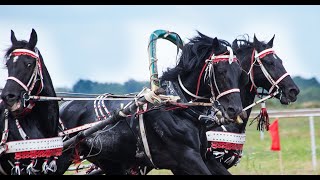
top-left (58, 121), bottom-right (101, 137)
top-left (227, 46), bottom-right (234, 64)
top-left (268, 72), bottom-right (289, 94)
top-left (206, 131), bottom-right (246, 144)
top-left (5, 137), bottom-right (63, 154)
top-left (11, 49), bottom-right (39, 59)
top-left (212, 55), bottom-right (237, 60)
top-left (15, 119), bottom-right (28, 140)
top-left (139, 114), bottom-right (156, 168)
top-left (216, 88), bottom-right (240, 100)
top-left (255, 48), bottom-right (274, 58)
top-left (178, 74), bottom-right (208, 100)
top-left (6, 77), bottom-right (29, 92)
top-left (0, 146), bottom-right (6, 155)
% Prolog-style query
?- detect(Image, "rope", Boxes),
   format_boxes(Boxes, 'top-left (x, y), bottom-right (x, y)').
top-left (27, 95), bottom-right (135, 101)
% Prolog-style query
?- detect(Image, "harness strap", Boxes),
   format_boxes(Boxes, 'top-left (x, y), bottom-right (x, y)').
top-left (216, 89), bottom-right (240, 100)
top-left (0, 162), bottom-right (7, 175)
top-left (58, 121), bottom-right (101, 137)
top-left (11, 49), bottom-right (39, 58)
top-left (4, 137), bottom-right (63, 154)
top-left (6, 77), bottom-right (28, 92)
top-left (254, 48), bottom-right (274, 58)
top-left (1, 109), bottom-right (9, 145)
top-left (248, 48), bottom-right (289, 95)
top-left (178, 75), bottom-right (208, 100)
top-left (15, 119), bottom-right (28, 140)
top-left (138, 114), bottom-right (156, 168)
top-left (268, 72), bottom-right (289, 94)
top-left (206, 131), bottom-right (246, 144)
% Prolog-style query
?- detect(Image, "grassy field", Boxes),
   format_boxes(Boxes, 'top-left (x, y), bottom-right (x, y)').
top-left (67, 116), bottom-right (320, 175)
top-left (148, 116), bottom-right (320, 175)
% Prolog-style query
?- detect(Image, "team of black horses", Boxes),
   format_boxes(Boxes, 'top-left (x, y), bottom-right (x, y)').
top-left (0, 29), bottom-right (299, 175)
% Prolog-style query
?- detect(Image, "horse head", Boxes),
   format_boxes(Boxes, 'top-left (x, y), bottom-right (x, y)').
top-left (232, 34), bottom-right (300, 105)
top-left (1, 29), bottom-right (47, 117)
top-left (162, 31), bottom-right (248, 122)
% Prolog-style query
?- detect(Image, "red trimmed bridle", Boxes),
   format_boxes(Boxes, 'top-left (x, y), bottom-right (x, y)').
top-left (248, 48), bottom-right (289, 94)
top-left (178, 46), bottom-right (240, 103)
top-left (6, 48), bottom-right (44, 115)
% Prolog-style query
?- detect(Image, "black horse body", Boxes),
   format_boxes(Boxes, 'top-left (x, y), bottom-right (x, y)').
top-left (0, 30), bottom-right (59, 175)
top-left (58, 32), bottom-right (247, 175)
top-left (203, 35), bottom-right (300, 174)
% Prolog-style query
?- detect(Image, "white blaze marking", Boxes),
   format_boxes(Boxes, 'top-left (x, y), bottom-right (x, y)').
top-left (13, 56), bottom-right (18, 63)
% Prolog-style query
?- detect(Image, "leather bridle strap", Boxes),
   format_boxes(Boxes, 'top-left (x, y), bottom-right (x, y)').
top-left (249, 48), bottom-right (289, 94)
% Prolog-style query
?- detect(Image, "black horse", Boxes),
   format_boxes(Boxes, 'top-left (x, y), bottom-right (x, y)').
top-left (58, 31), bottom-right (248, 175)
top-left (0, 29), bottom-right (61, 175)
top-left (203, 34), bottom-right (300, 175)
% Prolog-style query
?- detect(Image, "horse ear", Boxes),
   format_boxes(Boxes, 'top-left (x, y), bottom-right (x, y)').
top-left (253, 34), bottom-right (260, 49)
top-left (232, 39), bottom-right (239, 51)
top-left (267, 34), bottom-right (275, 47)
top-left (212, 37), bottom-right (220, 52)
top-left (11, 30), bottom-right (18, 45)
top-left (28, 29), bottom-right (38, 50)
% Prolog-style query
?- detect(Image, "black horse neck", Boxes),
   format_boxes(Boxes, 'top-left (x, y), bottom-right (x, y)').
top-left (162, 71), bottom-right (211, 121)
top-left (237, 47), bottom-right (258, 133)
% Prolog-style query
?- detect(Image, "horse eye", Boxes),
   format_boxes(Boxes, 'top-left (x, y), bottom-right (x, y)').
top-left (27, 63), bottom-right (32, 67)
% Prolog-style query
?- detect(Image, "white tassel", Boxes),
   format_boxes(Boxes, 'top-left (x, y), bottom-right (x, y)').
top-left (48, 157), bottom-right (58, 173)
top-left (26, 159), bottom-right (40, 175)
top-left (212, 150), bottom-right (225, 161)
top-left (224, 155), bottom-right (236, 165)
top-left (42, 159), bottom-right (49, 174)
top-left (15, 119), bottom-right (28, 140)
top-left (11, 161), bottom-right (21, 175)
top-left (234, 151), bottom-right (243, 166)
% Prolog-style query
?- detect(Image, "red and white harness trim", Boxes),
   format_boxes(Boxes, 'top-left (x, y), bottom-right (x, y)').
top-left (4, 137), bottom-right (62, 154)
top-left (206, 131), bottom-right (246, 151)
top-left (249, 48), bottom-right (289, 94)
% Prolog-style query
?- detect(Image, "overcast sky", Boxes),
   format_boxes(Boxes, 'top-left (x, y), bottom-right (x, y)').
top-left (0, 5), bottom-right (319, 89)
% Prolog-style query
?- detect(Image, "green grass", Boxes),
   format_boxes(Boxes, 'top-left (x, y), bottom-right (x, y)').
top-left (229, 116), bottom-right (320, 175)
top-left (67, 116), bottom-right (320, 175)
top-left (150, 116), bottom-right (320, 175)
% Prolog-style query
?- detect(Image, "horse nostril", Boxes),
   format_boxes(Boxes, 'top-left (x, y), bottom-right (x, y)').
top-left (227, 106), bottom-right (236, 116)
top-left (289, 88), bottom-right (300, 97)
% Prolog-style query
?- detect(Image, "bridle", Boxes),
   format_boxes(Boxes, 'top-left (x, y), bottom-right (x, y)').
top-left (6, 48), bottom-right (44, 114)
top-left (248, 48), bottom-right (289, 95)
top-left (178, 46), bottom-right (240, 103)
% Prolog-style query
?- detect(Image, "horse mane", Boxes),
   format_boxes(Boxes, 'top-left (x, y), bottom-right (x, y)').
top-left (161, 31), bottom-right (231, 81)
top-left (233, 34), bottom-right (268, 52)
top-left (4, 40), bottom-right (29, 60)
